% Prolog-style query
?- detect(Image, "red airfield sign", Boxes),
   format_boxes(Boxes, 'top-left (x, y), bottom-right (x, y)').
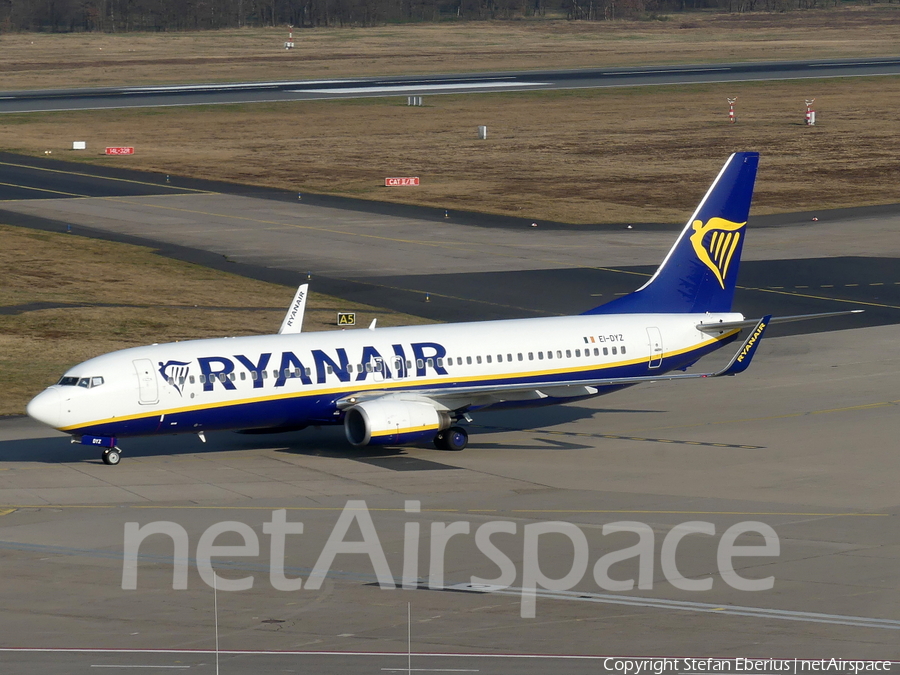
top-left (105, 147), bottom-right (135, 155)
top-left (384, 177), bottom-right (419, 187)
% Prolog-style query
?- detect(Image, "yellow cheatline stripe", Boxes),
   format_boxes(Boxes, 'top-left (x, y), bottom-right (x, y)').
top-left (508, 509), bottom-right (890, 516)
top-left (58, 332), bottom-right (739, 433)
top-left (0, 505), bottom-right (887, 516)
top-left (738, 284), bottom-right (900, 311)
top-left (0, 180), bottom-right (85, 198)
top-left (654, 398), bottom-right (900, 432)
top-left (0, 160), bottom-right (211, 194)
top-left (371, 423), bottom-right (439, 438)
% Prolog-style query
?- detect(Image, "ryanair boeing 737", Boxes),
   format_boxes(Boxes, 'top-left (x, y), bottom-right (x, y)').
top-left (26, 153), bottom-right (858, 465)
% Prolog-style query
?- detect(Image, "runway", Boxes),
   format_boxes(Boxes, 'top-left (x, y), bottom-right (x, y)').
top-left (2, 57), bottom-right (900, 112)
top-left (1, 154), bottom-right (899, 669)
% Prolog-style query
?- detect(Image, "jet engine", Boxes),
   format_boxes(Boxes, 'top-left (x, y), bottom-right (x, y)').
top-left (344, 399), bottom-right (450, 447)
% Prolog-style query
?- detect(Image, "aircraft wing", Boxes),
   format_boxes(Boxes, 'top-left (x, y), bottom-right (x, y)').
top-left (696, 309), bottom-right (862, 334)
top-left (338, 316), bottom-right (771, 411)
top-left (278, 284), bottom-right (309, 334)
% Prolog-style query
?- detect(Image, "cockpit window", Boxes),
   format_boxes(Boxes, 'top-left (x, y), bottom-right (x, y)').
top-left (58, 376), bottom-right (104, 388)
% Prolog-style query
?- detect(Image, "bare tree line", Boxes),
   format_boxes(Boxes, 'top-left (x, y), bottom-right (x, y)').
top-left (0, 0), bottom-right (853, 31)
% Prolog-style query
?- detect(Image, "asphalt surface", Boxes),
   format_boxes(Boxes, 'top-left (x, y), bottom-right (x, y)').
top-left (2, 57), bottom-right (900, 112)
top-left (2, 153), bottom-right (900, 669)
top-left (1, 152), bottom-right (897, 334)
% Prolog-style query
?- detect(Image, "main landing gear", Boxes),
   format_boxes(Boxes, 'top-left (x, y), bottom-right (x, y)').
top-left (433, 426), bottom-right (468, 451)
top-left (102, 447), bottom-right (122, 465)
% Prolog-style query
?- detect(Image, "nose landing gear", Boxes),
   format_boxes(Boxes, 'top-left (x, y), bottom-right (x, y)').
top-left (102, 447), bottom-right (122, 465)
top-left (77, 435), bottom-right (122, 465)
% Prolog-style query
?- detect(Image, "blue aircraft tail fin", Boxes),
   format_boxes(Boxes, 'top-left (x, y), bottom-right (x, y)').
top-left (585, 152), bottom-right (759, 315)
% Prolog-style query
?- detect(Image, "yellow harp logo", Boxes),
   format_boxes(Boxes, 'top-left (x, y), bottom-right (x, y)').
top-left (689, 217), bottom-right (746, 289)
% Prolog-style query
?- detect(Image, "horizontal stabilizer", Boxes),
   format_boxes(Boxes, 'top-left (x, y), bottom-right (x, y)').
top-left (697, 309), bottom-right (863, 334)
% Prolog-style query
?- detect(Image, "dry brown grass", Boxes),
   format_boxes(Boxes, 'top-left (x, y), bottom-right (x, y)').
top-left (4, 75), bottom-right (900, 224)
top-left (2, 9), bottom-right (900, 90)
top-left (0, 224), bottom-right (435, 415)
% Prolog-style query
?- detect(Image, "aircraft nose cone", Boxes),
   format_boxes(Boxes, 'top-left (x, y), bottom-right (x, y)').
top-left (26, 388), bottom-right (63, 429)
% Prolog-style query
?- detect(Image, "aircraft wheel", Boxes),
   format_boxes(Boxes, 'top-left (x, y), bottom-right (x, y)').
top-left (102, 449), bottom-right (121, 466)
top-left (433, 430), bottom-right (449, 450)
top-left (444, 426), bottom-right (468, 452)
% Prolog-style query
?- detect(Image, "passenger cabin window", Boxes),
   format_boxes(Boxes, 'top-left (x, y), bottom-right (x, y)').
top-left (538, 352), bottom-right (544, 360)
top-left (593, 348), bottom-right (600, 356)
top-left (476, 356), bottom-right (482, 364)
top-left (189, 375), bottom-right (196, 384)
top-left (518, 353), bottom-right (523, 361)
top-left (603, 347), bottom-right (609, 356)
top-left (528, 352), bottom-right (534, 360)
top-left (199, 374), bottom-right (207, 384)
top-left (612, 346), bottom-right (618, 355)
top-left (426, 358), bottom-right (434, 368)
top-left (575, 349), bottom-right (581, 357)
top-left (416, 359), bottom-right (424, 369)
top-left (437, 358), bottom-right (444, 367)
top-left (486, 355), bottom-right (492, 364)
top-left (466, 356), bottom-right (472, 365)
top-left (240, 372), bottom-right (246, 381)
top-left (621, 346), bottom-right (627, 354)
top-left (457, 357), bottom-right (463, 366)
top-left (507, 354), bottom-right (513, 362)
top-left (565, 350), bottom-right (571, 358)
top-left (327, 365), bottom-right (334, 374)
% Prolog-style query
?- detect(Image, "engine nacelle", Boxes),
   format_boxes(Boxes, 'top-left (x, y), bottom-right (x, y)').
top-left (344, 400), bottom-right (449, 447)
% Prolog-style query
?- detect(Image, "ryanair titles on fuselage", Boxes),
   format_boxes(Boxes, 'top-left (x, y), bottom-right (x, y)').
top-left (183, 341), bottom-right (449, 393)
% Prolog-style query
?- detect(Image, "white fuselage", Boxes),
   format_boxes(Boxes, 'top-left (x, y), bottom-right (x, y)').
top-left (27, 312), bottom-right (742, 439)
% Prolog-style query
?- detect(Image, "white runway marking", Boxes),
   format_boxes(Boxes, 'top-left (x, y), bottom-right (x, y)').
top-left (381, 669), bottom-right (479, 672)
top-left (289, 82), bottom-right (551, 94)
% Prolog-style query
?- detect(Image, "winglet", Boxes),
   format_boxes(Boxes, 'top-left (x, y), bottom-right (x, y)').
top-left (715, 314), bottom-right (771, 376)
top-left (278, 284), bottom-right (308, 334)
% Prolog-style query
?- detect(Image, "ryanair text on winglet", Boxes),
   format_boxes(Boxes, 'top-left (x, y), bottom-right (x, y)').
top-left (736, 321), bottom-right (767, 363)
